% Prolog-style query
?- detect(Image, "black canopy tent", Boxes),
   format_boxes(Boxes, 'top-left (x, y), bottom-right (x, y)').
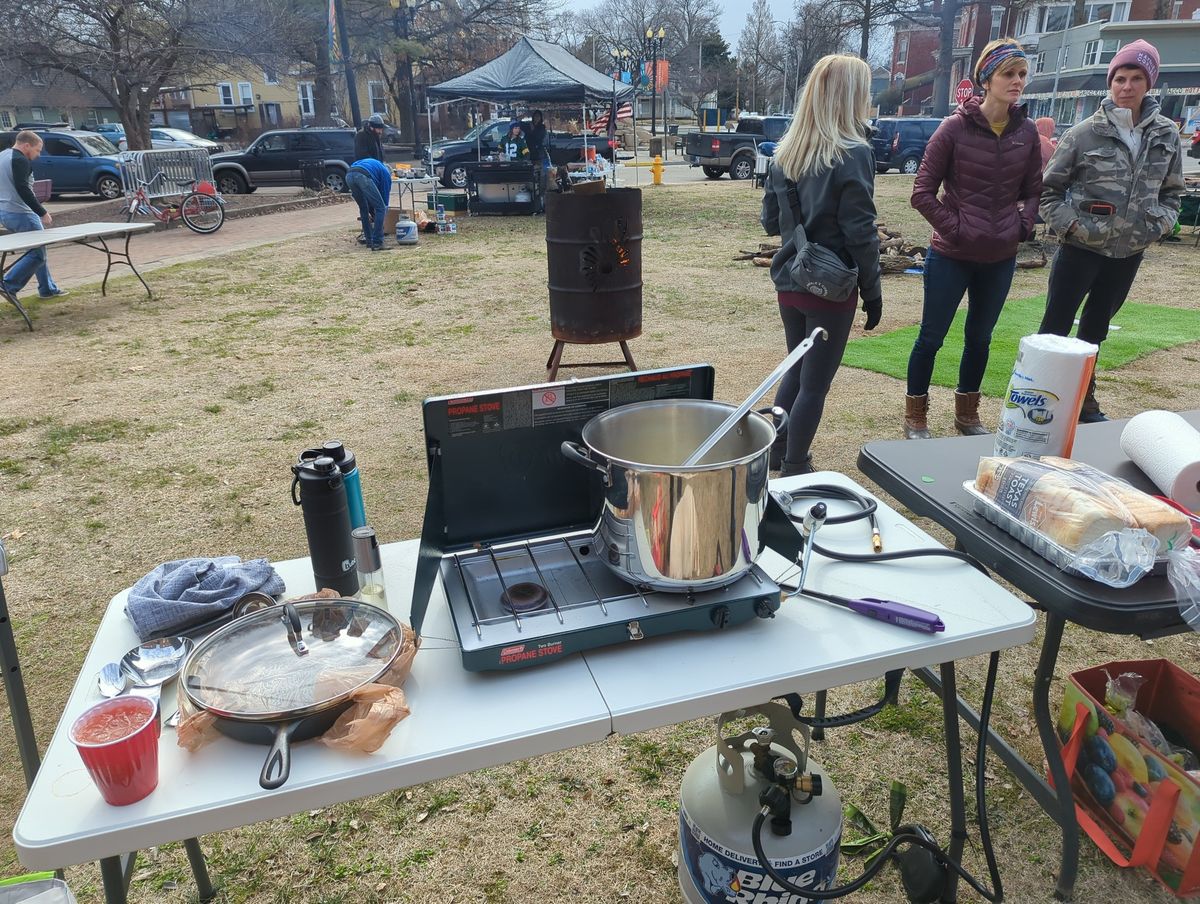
top-left (424, 37), bottom-right (637, 192)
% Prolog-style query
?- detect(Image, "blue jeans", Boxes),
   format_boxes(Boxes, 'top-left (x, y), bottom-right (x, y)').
top-left (906, 249), bottom-right (1015, 396)
top-left (346, 170), bottom-right (386, 247)
top-left (0, 209), bottom-right (59, 296)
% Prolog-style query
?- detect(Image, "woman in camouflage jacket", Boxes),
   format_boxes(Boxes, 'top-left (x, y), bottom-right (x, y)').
top-left (1038, 38), bottom-right (1184, 421)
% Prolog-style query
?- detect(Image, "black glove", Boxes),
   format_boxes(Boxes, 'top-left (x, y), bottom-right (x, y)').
top-left (862, 295), bottom-right (882, 331)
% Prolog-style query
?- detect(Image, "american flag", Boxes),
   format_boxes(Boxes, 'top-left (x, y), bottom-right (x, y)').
top-left (590, 102), bottom-right (633, 134)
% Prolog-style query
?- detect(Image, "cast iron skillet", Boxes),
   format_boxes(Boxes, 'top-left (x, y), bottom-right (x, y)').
top-left (180, 599), bottom-right (403, 790)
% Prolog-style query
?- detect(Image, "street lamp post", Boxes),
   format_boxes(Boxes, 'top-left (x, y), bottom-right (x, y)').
top-left (644, 26), bottom-right (665, 136)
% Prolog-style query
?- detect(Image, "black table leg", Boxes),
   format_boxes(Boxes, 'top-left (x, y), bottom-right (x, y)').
top-left (99, 853), bottom-right (135, 904)
top-left (1036, 612), bottom-right (1079, 901)
top-left (0, 548), bottom-right (41, 788)
top-left (78, 235), bottom-right (153, 300)
top-left (938, 662), bottom-right (966, 904)
top-left (184, 837), bottom-right (217, 901)
top-left (0, 252), bottom-right (33, 331)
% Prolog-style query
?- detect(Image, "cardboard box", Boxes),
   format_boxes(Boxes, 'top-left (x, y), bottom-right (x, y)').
top-left (1059, 659), bottom-right (1200, 895)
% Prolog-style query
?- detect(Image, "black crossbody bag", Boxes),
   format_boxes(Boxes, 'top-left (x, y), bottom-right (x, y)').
top-left (784, 178), bottom-right (859, 302)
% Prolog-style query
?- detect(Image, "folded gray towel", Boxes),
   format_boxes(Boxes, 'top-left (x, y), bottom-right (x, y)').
top-left (125, 556), bottom-right (286, 640)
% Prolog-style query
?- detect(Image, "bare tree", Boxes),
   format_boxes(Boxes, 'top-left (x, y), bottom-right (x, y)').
top-left (836, 0), bottom-right (926, 60)
top-left (737, 0), bottom-right (775, 111)
top-left (1, 0), bottom-right (262, 148)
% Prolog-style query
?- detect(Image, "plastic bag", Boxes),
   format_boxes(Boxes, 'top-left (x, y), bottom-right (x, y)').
top-left (971, 455), bottom-right (1168, 587)
top-left (1170, 547), bottom-right (1200, 632)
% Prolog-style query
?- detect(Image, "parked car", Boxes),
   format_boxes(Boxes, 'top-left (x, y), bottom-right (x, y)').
top-left (118, 128), bottom-right (223, 154)
top-left (377, 120), bottom-right (402, 144)
top-left (209, 128), bottom-right (357, 194)
top-left (1189, 130), bottom-right (1200, 160)
top-left (94, 123), bottom-right (125, 137)
top-left (423, 120), bottom-right (616, 189)
top-left (0, 127), bottom-right (123, 198)
top-left (683, 115), bottom-right (791, 180)
top-left (870, 116), bottom-right (943, 174)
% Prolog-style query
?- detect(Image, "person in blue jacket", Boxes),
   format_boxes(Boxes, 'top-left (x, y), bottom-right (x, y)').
top-left (346, 157), bottom-right (392, 250)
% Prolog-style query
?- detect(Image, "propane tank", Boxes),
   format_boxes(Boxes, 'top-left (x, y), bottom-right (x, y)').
top-left (679, 702), bottom-right (842, 904)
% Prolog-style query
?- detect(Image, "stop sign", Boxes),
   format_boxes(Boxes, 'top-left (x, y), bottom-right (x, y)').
top-left (955, 79), bottom-right (975, 104)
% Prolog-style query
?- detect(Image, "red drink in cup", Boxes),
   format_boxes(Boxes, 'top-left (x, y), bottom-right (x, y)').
top-left (69, 696), bottom-right (160, 805)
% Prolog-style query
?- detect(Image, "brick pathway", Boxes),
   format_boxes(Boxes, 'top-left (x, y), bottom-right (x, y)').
top-left (32, 202), bottom-right (360, 292)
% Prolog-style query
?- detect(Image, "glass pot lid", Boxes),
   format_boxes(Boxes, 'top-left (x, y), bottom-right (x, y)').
top-left (181, 598), bottom-right (404, 720)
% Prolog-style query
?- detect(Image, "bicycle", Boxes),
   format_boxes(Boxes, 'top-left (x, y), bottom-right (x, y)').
top-left (125, 171), bottom-right (226, 234)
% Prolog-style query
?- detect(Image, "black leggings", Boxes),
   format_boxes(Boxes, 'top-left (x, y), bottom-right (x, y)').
top-left (1039, 243), bottom-right (1144, 346)
top-left (773, 302), bottom-right (855, 465)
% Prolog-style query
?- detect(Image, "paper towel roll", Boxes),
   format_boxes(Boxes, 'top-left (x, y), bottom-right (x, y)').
top-left (994, 334), bottom-right (1098, 459)
top-left (1120, 410), bottom-right (1200, 510)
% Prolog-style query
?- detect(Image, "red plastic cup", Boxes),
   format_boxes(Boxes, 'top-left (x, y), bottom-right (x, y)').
top-left (69, 696), bottom-right (160, 805)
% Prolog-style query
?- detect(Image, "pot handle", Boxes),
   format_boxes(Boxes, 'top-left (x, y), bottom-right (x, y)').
top-left (561, 441), bottom-right (611, 486)
top-left (758, 405), bottom-right (789, 438)
top-left (260, 719), bottom-right (303, 790)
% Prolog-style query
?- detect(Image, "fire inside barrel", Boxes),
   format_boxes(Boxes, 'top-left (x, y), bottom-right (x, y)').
top-left (545, 188), bottom-right (643, 345)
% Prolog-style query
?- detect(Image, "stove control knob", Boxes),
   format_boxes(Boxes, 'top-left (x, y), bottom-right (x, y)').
top-left (710, 605), bottom-right (731, 629)
top-left (755, 597), bottom-right (778, 619)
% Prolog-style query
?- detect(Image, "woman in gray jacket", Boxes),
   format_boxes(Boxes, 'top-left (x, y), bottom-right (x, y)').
top-left (761, 54), bottom-right (882, 476)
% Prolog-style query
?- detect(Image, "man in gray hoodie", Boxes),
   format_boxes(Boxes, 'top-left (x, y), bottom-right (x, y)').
top-left (0, 130), bottom-right (66, 300)
top-left (1039, 39), bottom-right (1182, 421)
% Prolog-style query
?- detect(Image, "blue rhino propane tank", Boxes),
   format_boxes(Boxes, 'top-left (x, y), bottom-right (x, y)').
top-left (679, 703), bottom-right (841, 904)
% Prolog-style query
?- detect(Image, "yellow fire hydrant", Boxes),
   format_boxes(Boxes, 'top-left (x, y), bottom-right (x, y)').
top-left (651, 155), bottom-right (664, 185)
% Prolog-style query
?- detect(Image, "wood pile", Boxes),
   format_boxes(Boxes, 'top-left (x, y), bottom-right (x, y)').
top-left (735, 222), bottom-right (1049, 273)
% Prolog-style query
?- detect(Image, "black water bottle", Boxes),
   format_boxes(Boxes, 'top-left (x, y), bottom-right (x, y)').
top-left (291, 456), bottom-right (360, 597)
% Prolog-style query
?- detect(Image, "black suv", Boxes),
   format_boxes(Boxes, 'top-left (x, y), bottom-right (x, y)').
top-left (871, 117), bottom-right (942, 174)
top-left (210, 128), bottom-right (357, 194)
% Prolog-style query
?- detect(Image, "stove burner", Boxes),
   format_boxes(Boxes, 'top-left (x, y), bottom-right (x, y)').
top-left (500, 582), bottom-right (550, 614)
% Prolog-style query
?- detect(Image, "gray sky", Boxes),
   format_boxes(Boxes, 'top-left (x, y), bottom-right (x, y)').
top-left (718, 0), bottom-right (794, 47)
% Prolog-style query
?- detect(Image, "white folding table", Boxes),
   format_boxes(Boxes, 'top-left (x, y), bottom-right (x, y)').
top-left (0, 222), bottom-right (156, 331)
top-left (12, 473), bottom-right (1036, 902)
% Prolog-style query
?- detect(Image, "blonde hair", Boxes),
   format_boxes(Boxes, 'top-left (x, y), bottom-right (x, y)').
top-left (773, 55), bottom-right (872, 180)
top-left (973, 38), bottom-right (1027, 85)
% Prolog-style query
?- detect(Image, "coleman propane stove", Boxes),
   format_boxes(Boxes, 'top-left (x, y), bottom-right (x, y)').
top-left (408, 365), bottom-right (804, 672)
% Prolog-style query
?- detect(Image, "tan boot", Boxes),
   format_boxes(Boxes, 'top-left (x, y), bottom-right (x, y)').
top-left (954, 390), bottom-right (989, 436)
top-left (904, 394), bottom-right (932, 440)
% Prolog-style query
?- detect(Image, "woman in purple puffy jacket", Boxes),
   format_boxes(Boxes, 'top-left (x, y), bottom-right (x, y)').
top-left (903, 38), bottom-right (1043, 439)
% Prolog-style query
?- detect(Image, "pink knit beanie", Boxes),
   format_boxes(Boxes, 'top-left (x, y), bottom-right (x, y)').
top-left (1107, 39), bottom-right (1160, 87)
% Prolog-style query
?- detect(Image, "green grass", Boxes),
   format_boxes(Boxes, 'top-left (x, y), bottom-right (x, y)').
top-left (840, 295), bottom-right (1200, 397)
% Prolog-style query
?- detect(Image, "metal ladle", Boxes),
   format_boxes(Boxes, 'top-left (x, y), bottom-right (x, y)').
top-left (682, 326), bottom-right (828, 467)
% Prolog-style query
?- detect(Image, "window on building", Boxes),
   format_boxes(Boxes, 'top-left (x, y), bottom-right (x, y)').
top-left (1034, 52), bottom-right (1046, 73)
top-left (1037, 5), bottom-right (1071, 32)
top-left (29, 107), bottom-right (45, 122)
top-left (0, 111), bottom-right (11, 128)
top-left (898, 34), bottom-right (909, 65)
top-left (1087, 0), bottom-right (1129, 20)
top-left (238, 82), bottom-right (253, 106)
top-left (990, 7), bottom-right (1004, 40)
top-left (263, 67), bottom-right (279, 85)
top-left (218, 82), bottom-right (234, 106)
top-left (368, 81), bottom-right (388, 116)
top-left (1171, 0), bottom-right (1182, 15)
top-left (262, 102), bottom-right (281, 125)
top-left (1082, 38), bottom-right (1119, 65)
top-left (30, 69), bottom-right (46, 86)
top-left (298, 82), bottom-right (315, 117)
top-left (1016, 9), bottom-right (1031, 33)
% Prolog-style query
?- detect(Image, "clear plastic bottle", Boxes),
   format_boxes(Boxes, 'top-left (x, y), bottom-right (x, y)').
top-left (352, 526), bottom-right (387, 610)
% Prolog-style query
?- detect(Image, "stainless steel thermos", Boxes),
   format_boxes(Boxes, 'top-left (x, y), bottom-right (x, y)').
top-left (290, 456), bottom-right (360, 597)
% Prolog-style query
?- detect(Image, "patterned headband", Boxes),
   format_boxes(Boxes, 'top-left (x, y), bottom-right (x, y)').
top-left (976, 45), bottom-right (1026, 85)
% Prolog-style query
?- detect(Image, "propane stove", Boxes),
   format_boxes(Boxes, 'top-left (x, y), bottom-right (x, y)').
top-left (409, 365), bottom-right (804, 671)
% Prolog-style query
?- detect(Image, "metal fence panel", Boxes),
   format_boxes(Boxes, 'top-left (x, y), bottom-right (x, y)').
top-left (119, 149), bottom-right (215, 199)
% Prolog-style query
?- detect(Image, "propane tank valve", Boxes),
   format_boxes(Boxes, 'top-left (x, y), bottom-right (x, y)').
top-left (797, 772), bottom-right (823, 796)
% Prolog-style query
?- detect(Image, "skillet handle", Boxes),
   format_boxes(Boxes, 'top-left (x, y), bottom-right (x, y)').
top-left (260, 719), bottom-right (302, 790)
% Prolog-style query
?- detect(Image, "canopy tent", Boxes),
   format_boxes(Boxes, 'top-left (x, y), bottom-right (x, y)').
top-left (424, 37), bottom-right (634, 197)
top-left (427, 36), bottom-right (636, 105)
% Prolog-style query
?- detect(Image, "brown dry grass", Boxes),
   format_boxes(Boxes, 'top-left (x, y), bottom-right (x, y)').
top-left (1, 175), bottom-right (1199, 903)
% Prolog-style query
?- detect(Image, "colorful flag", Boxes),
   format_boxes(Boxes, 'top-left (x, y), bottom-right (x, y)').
top-left (328, 0), bottom-right (343, 66)
top-left (590, 102), bottom-right (633, 134)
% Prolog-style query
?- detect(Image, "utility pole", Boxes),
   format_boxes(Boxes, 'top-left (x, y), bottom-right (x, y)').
top-left (645, 26), bottom-right (665, 135)
top-left (1049, 39), bottom-right (1069, 122)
